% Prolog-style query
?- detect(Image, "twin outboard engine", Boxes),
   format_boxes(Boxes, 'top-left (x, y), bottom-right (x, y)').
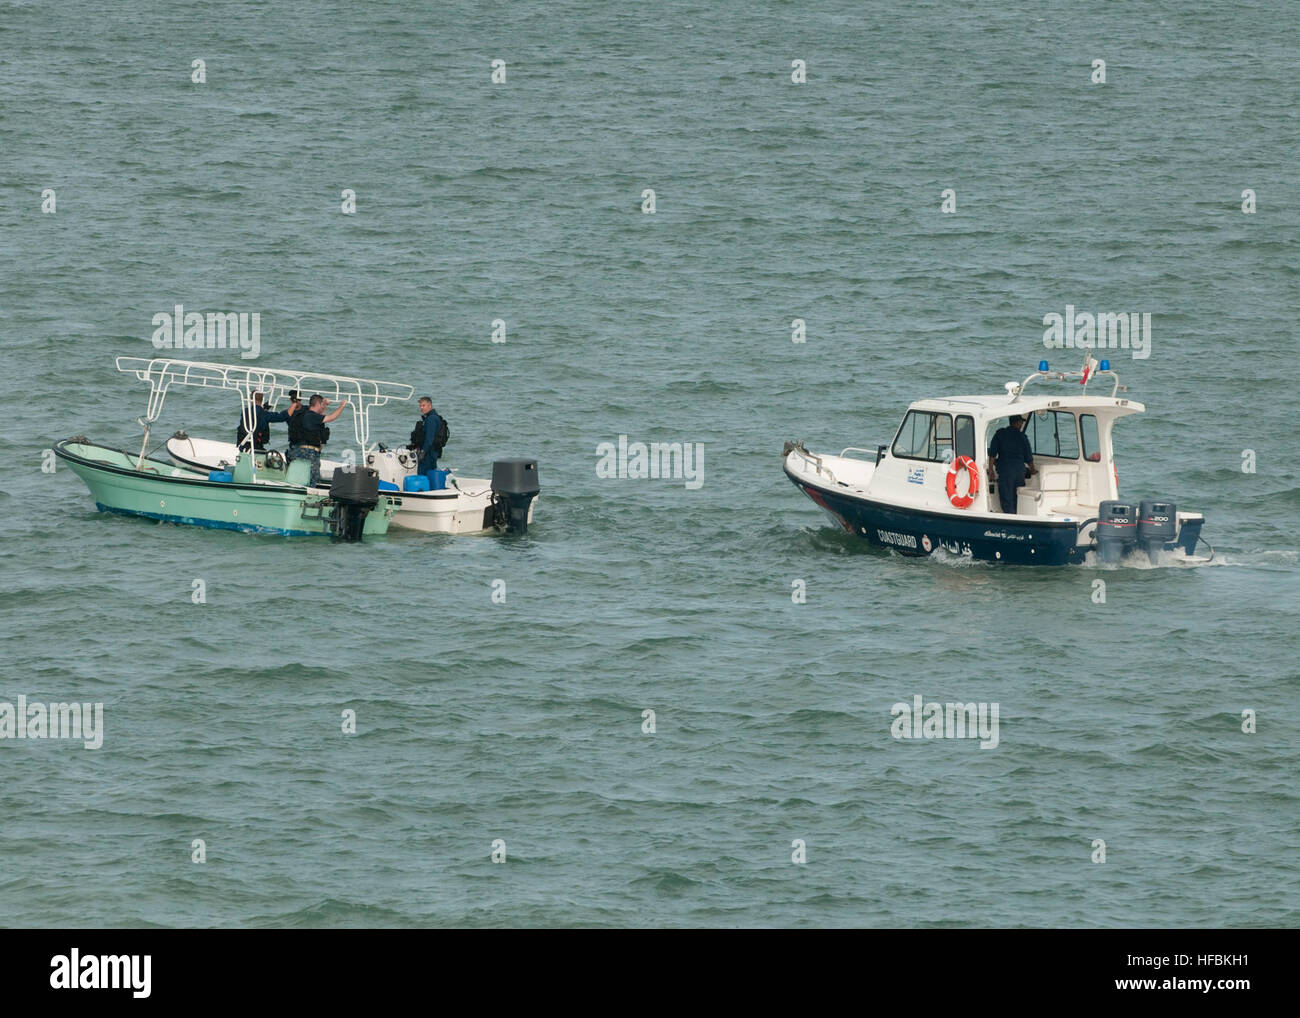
top-left (1137, 499), bottom-right (1176, 563)
top-left (1096, 501), bottom-right (1137, 564)
top-left (1096, 498), bottom-right (1177, 563)
top-left (328, 466), bottom-right (380, 542)
top-left (490, 458), bottom-right (540, 534)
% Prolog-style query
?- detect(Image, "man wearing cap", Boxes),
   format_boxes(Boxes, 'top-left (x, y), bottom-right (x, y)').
top-left (287, 393), bottom-right (349, 487)
top-left (283, 390), bottom-right (304, 446)
top-left (988, 414), bottom-right (1036, 515)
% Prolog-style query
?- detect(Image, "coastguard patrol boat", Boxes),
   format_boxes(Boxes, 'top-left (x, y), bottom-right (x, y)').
top-left (55, 358), bottom-right (411, 540)
top-left (783, 359), bottom-right (1211, 565)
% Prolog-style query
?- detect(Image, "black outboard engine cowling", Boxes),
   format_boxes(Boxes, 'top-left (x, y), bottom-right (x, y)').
top-left (1137, 499), bottom-right (1176, 563)
top-left (328, 466), bottom-right (380, 542)
top-left (1096, 501), bottom-right (1137, 564)
top-left (490, 458), bottom-right (540, 534)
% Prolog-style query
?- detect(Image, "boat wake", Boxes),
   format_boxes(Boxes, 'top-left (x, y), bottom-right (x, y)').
top-left (921, 546), bottom-right (991, 568)
top-left (1075, 545), bottom-right (1295, 569)
top-left (1163, 548), bottom-right (1298, 569)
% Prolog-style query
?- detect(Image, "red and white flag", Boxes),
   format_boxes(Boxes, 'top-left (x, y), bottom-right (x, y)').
top-left (1080, 351), bottom-right (1099, 385)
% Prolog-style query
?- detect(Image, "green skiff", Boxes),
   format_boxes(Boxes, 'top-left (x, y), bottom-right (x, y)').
top-left (55, 439), bottom-right (398, 538)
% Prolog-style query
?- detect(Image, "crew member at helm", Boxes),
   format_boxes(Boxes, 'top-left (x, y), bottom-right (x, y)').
top-left (287, 393), bottom-right (349, 487)
top-left (988, 414), bottom-right (1036, 514)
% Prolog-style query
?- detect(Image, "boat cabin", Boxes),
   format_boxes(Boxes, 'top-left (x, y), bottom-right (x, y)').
top-left (869, 391), bottom-right (1144, 519)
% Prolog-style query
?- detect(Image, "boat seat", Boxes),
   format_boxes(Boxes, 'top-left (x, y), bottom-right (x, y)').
top-left (1034, 465), bottom-right (1076, 501)
top-left (285, 459), bottom-right (311, 487)
top-left (232, 453), bottom-right (256, 484)
top-left (1017, 488), bottom-right (1043, 515)
top-left (1017, 465), bottom-right (1079, 516)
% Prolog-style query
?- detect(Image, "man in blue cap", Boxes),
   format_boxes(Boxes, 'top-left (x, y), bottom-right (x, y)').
top-left (988, 414), bottom-right (1036, 514)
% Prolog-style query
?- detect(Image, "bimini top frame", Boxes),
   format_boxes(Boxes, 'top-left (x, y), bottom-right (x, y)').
top-left (115, 357), bottom-right (415, 465)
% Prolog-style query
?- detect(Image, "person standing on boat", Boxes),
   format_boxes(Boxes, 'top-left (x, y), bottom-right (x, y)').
top-left (237, 391), bottom-right (291, 452)
top-left (282, 389), bottom-right (304, 435)
top-left (287, 393), bottom-right (349, 487)
top-left (988, 415), bottom-right (1035, 515)
top-left (282, 390), bottom-right (303, 446)
top-left (412, 396), bottom-right (444, 480)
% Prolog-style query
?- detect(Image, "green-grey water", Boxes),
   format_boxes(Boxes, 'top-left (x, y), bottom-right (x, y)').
top-left (1, 1), bottom-right (1297, 927)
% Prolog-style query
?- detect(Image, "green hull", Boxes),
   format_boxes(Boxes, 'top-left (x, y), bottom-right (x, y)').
top-left (55, 440), bottom-right (396, 538)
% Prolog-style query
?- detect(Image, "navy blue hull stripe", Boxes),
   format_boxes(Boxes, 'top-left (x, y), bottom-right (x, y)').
top-left (94, 503), bottom-right (328, 538)
top-left (786, 467), bottom-right (1082, 565)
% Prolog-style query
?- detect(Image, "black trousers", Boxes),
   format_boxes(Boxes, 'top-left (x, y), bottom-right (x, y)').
top-left (997, 464), bottom-right (1026, 514)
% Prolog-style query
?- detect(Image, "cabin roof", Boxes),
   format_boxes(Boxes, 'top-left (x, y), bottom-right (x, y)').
top-left (906, 394), bottom-right (1145, 418)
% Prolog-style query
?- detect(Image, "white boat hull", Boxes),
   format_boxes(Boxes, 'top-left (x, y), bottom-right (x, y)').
top-left (165, 436), bottom-right (535, 535)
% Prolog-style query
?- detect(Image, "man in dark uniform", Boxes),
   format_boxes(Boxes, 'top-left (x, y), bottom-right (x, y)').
top-left (286, 393), bottom-right (349, 487)
top-left (236, 391), bottom-right (291, 451)
top-left (282, 390), bottom-right (303, 447)
top-left (282, 390), bottom-right (303, 446)
top-left (988, 414), bottom-right (1036, 514)
top-left (413, 396), bottom-right (443, 480)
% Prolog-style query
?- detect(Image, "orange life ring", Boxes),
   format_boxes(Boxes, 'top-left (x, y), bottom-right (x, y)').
top-left (946, 456), bottom-right (980, 508)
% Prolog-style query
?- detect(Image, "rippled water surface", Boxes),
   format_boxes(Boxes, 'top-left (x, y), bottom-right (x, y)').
top-left (0, 1), bottom-right (1296, 927)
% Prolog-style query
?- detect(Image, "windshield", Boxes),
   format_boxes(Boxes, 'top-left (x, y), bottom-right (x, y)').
top-left (1023, 410), bottom-right (1080, 459)
top-left (892, 410), bottom-right (954, 462)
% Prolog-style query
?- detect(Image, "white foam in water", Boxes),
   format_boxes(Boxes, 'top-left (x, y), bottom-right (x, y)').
top-left (1082, 546), bottom-right (1222, 569)
top-left (925, 546), bottom-right (989, 568)
top-left (1194, 548), bottom-right (1297, 568)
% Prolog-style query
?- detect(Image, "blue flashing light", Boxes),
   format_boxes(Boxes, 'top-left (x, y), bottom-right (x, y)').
top-left (1099, 358), bottom-right (1110, 371)
top-left (1038, 360), bottom-right (1049, 372)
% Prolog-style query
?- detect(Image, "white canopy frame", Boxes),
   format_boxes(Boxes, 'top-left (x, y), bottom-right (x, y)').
top-left (116, 357), bottom-right (415, 472)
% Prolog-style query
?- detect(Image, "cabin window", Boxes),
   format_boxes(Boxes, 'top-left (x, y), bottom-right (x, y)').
top-left (955, 415), bottom-right (975, 460)
top-left (1080, 414), bottom-right (1101, 461)
top-left (891, 411), bottom-right (955, 462)
top-left (1025, 410), bottom-right (1080, 459)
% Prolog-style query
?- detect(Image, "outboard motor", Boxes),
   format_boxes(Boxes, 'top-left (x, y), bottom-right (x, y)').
top-left (1096, 500), bottom-right (1137, 564)
top-left (328, 466), bottom-right (380, 542)
top-left (1137, 499), bottom-right (1176, 563)
top-left (490, 458), bottom-right (540, 534)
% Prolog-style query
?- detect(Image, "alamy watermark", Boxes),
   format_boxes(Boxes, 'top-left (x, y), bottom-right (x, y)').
top-left (151, 304), bottom-right (261, 359)
top-left (1043, 305), bottom-right (1150, 359)
top-left (0, 696), bottom-right (103, 749)
top-left (891, 695), bottom-right (999, 749)
top-left (50, 950), bottom-right (150, 998)
top-left (596, 435), bottom-right (703, 489)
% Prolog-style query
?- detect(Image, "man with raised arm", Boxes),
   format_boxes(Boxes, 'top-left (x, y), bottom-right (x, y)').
top-left (287, 393), bottom-right (349, 487)
top-left (236, 391), bottom-right (291, 451)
